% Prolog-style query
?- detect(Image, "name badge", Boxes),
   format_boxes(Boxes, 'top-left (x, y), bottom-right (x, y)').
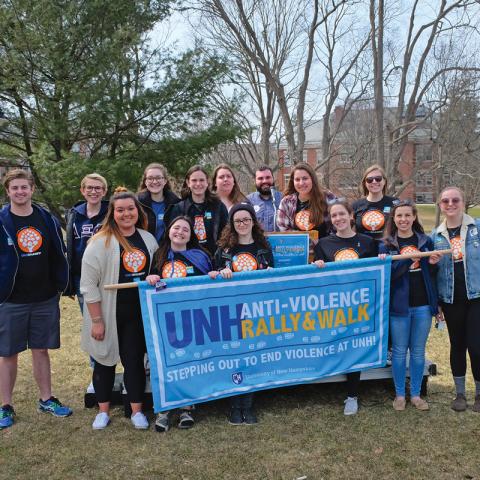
top-left (7, 236), bottom-right (14, 246)
top-left (186, 266), bottom-right (194, 275)
top-left (158, 213), bottom-right (164, 221)
top-left (383, 206), bottom-right (391, 213)
top-left (205, 212), bottom-right (212, 220)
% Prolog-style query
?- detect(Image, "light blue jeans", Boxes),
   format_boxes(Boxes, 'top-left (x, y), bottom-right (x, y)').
top-left (390, 305), bottom-right (432, 397)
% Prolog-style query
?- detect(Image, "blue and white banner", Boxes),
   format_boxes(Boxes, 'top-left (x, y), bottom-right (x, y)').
top-left (138, 257), bottom-right (391, 412)
top-left (266, 233), bottom-right (310, 267)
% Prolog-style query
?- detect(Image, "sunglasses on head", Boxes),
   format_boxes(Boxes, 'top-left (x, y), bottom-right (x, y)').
top-left (365, 175), bottom-right (383, 184)
top-left (440, 197), bottom-right (461, 205)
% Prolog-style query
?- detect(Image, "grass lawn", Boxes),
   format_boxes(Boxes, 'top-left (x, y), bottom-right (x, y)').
top-left (416, 204), bottom-right (480, 232)
top-left (2, 299), bottom-right (480, 479)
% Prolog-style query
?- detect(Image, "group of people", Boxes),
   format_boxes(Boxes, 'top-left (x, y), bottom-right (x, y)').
top-left (1, 161), bottom-right (479, 433)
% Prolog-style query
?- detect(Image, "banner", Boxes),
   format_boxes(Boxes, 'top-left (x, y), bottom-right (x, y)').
top-left (138, 257), bottom-right (391, 412)
top-left (266, 233), bottom-right (310, 267)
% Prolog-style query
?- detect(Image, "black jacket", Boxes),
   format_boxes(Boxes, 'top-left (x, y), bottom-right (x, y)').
top-left (137, 189), bottom-right (180, 237)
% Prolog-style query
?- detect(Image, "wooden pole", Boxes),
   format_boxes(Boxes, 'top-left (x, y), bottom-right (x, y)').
top-left (103, 249), bottom-right (451, 290)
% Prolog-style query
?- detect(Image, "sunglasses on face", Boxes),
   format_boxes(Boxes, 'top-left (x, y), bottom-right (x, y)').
top-left (440, 197), bottom-right (461, 205)
top-left (365, 176), bottom-right (384, 184)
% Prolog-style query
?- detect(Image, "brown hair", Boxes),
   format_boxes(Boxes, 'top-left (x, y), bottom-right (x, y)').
top-left (3, 168), bottom-right (35, 189)
top-left (137, 163), bottom-right (173, 193)
top-left (81, 173), bottom-right (108, 190)
top-left (211, 163), bottom-right (246, 203)
top-left (383, 200), bottom-right (425, 242)
top-left (284, 162), bottom-right (327, 227)
top-left (92, 189), bottom-right (147, 252)
top-left (360, 164), bottom-right (387, 196)
top-left (328, 199), bottom-right (355, 228)
top-left (180, 165), bottom-right (216, 202)
top-left (218, 209), bottom-right (269, 250)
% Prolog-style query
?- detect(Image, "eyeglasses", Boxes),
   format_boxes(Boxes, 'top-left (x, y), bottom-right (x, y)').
top-left (84, 186), bottom-right (104, 192)
top-left (440, 197), bottom-right (461, 205)
top-left (365, 176), bottom-right (384, 184)
top-left (233, 217), bottom-right (252, 226)
top-left (146, 176), bottom-right (165, 183)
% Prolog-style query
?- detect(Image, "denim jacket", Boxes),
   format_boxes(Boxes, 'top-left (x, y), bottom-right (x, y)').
top-left (430, 214), bottom-right (480, 303)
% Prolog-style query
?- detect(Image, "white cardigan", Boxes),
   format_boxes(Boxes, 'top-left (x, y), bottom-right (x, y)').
top-left (80, 229), bottom-right (158, 366)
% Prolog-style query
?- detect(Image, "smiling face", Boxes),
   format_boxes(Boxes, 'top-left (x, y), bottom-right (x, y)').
top-left (293, 169), bottom-right (313, 198)
top-left (232, 210), bottom-right (253, 237)
top-left (113, 198), bottom-right (138, 235)
top-left (330, 204), bottom-right (353, 234)
top-left (439, 188), bottom-right (464, 222)
top-left (145, 167), bottom-right (166, 195)
top-left (187, 170), bottom-right (208, 199)
top-left (215, 168), bottom-right (234, 195)
top-left (80, 179), bottom-right (106, 206)
top-left (364, 169), bottom-right (385, 196)
top-left (168, 219), bottom-right (191, 250)
top-left (7, 178), bottom-right (34, 208)
top-left (394, 206), bottom-right (415, 236)
top-left (255, 169), bottom-right (274, 195)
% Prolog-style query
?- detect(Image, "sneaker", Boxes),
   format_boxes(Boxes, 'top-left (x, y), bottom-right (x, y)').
top-left (472, 395), bottom-right (480, 413)
top-left (228, 408), bottom-right (243, 425)
top-left (178, 410), bottom-right (195, 429)
top-left (393, 397), bottom-right (406, 411)
top-left (92, 412), bottom-right (110, 430)
top-left (38, 396), bottom-right (72, 417)
top-left (411, 396), bottom-right (429, 411)
top-left (0, 405), bottom-right (15, 429)
top-left (131, 412), bottom-right (149, 430)
top-left (386, 350), bottom-right (393, 366)
top-left (451, 393), bottom-right (467, 412)
top-left (155, 412), bottom-right (170, 432)
top-left (242, 407), bottom-right (258, 425)
top-left (343, 397), bottom-right (358, 416)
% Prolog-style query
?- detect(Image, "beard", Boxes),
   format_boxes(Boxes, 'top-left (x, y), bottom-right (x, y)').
top-left (256, 183), bottom-right (273, 196)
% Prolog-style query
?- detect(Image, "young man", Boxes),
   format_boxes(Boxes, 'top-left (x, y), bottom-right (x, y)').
top-left (0, 169), bottom-right (72, 429)
top-left (64, 173), bottom-right (108, 312)
top-left (247, 166), bottom-right (283, 232)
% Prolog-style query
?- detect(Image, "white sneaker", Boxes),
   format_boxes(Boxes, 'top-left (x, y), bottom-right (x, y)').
top-left (92, 412), bottom-right (110, 430)
top-left (131, 412), bottom-right (149, 430)
top-left (344, 397), bottom-right (358, 416)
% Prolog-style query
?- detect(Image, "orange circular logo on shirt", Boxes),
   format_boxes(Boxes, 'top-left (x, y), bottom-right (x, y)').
top-left (295, 209), bottom-right (314, 231)
top-left (194, 216), bottom-right (207, 241)
top-left (17, 227), bottom-right (43, 253)
top-left (334, 248), bottom-right (359, 262)
top-left (400, 245), bottom-right (420, 270)
top-left (162, 260), bottom-right (188, 278)
top-left (232, 253), bottom-right (258, 272)
top-left (122, 248), bottom-right (147, 273)
top-left (450, 236), bottom-right (463, 261)
top-left (361, 210), bottom-right (385, 231)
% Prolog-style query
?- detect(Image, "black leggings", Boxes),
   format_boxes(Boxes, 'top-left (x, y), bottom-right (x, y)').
top-left (441, 298), bottom-right (480, 381)
top-left (346, 371), bottom-right (360, 398)
top-left (93, 304), bottom-right (146, 404)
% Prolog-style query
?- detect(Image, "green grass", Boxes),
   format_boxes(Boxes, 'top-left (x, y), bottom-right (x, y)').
top-left (2, 299), bottom-right (480, 480)
top-left (417, 204), bottom-right (480, 232)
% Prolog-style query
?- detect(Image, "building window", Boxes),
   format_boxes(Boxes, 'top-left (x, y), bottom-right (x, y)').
top-left (416, 144), bottom-right (432, 164)
top-left (283, 174), bottom-right (290, 189)
top-left (316, 149), bottom-right (323, 165)
top-left (302, 150), bottom-right (308, 162)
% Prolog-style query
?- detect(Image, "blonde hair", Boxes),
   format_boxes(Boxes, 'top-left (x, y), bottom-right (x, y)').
top-left (360, 164), bottom-right (387, 196)
top-left (3, 169), bottom-right (34, 189)
top-left (81, 173), bottom-right (108, 191)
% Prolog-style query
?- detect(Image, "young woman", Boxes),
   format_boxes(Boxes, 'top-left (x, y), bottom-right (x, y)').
top-left (277, 162), bottom-right (335, 239)
top-left (212, 163), bottom-right (247, 211)
top-left (80, 189), bottom-right (158, 430)
top-left (210, 202), bottom-right (274, 425)
top-left (65, 173), bottom-right (109, 313)
top-left (379, 200), bottom-right (441, 411)
top-left (166, 165), bottom-right (228, 256)
top-left (431, 187), bottom-right (480, 413)
top-left (146, 216), bottom-right (212, 432)
top-left (352, 165), bottom-right (397, 242)
top-left (137, 163), bottom-right (180, 242)
top-left (313, 200), bottom-right (377, 416)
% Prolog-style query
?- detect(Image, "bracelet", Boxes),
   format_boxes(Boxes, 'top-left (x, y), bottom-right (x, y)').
top-left (91, 316), bottom-right (103, 324)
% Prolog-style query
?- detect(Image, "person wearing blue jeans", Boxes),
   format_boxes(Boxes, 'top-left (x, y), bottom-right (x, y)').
top-left (379, 200), bottom-right (442, 411)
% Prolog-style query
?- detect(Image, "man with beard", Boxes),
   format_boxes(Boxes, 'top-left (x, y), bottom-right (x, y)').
top-left (247, 166), bottom-right (283, 232)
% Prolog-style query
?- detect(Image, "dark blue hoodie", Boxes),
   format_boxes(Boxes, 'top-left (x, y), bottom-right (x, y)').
top-left (0, 203), bottom-right (68, 305)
